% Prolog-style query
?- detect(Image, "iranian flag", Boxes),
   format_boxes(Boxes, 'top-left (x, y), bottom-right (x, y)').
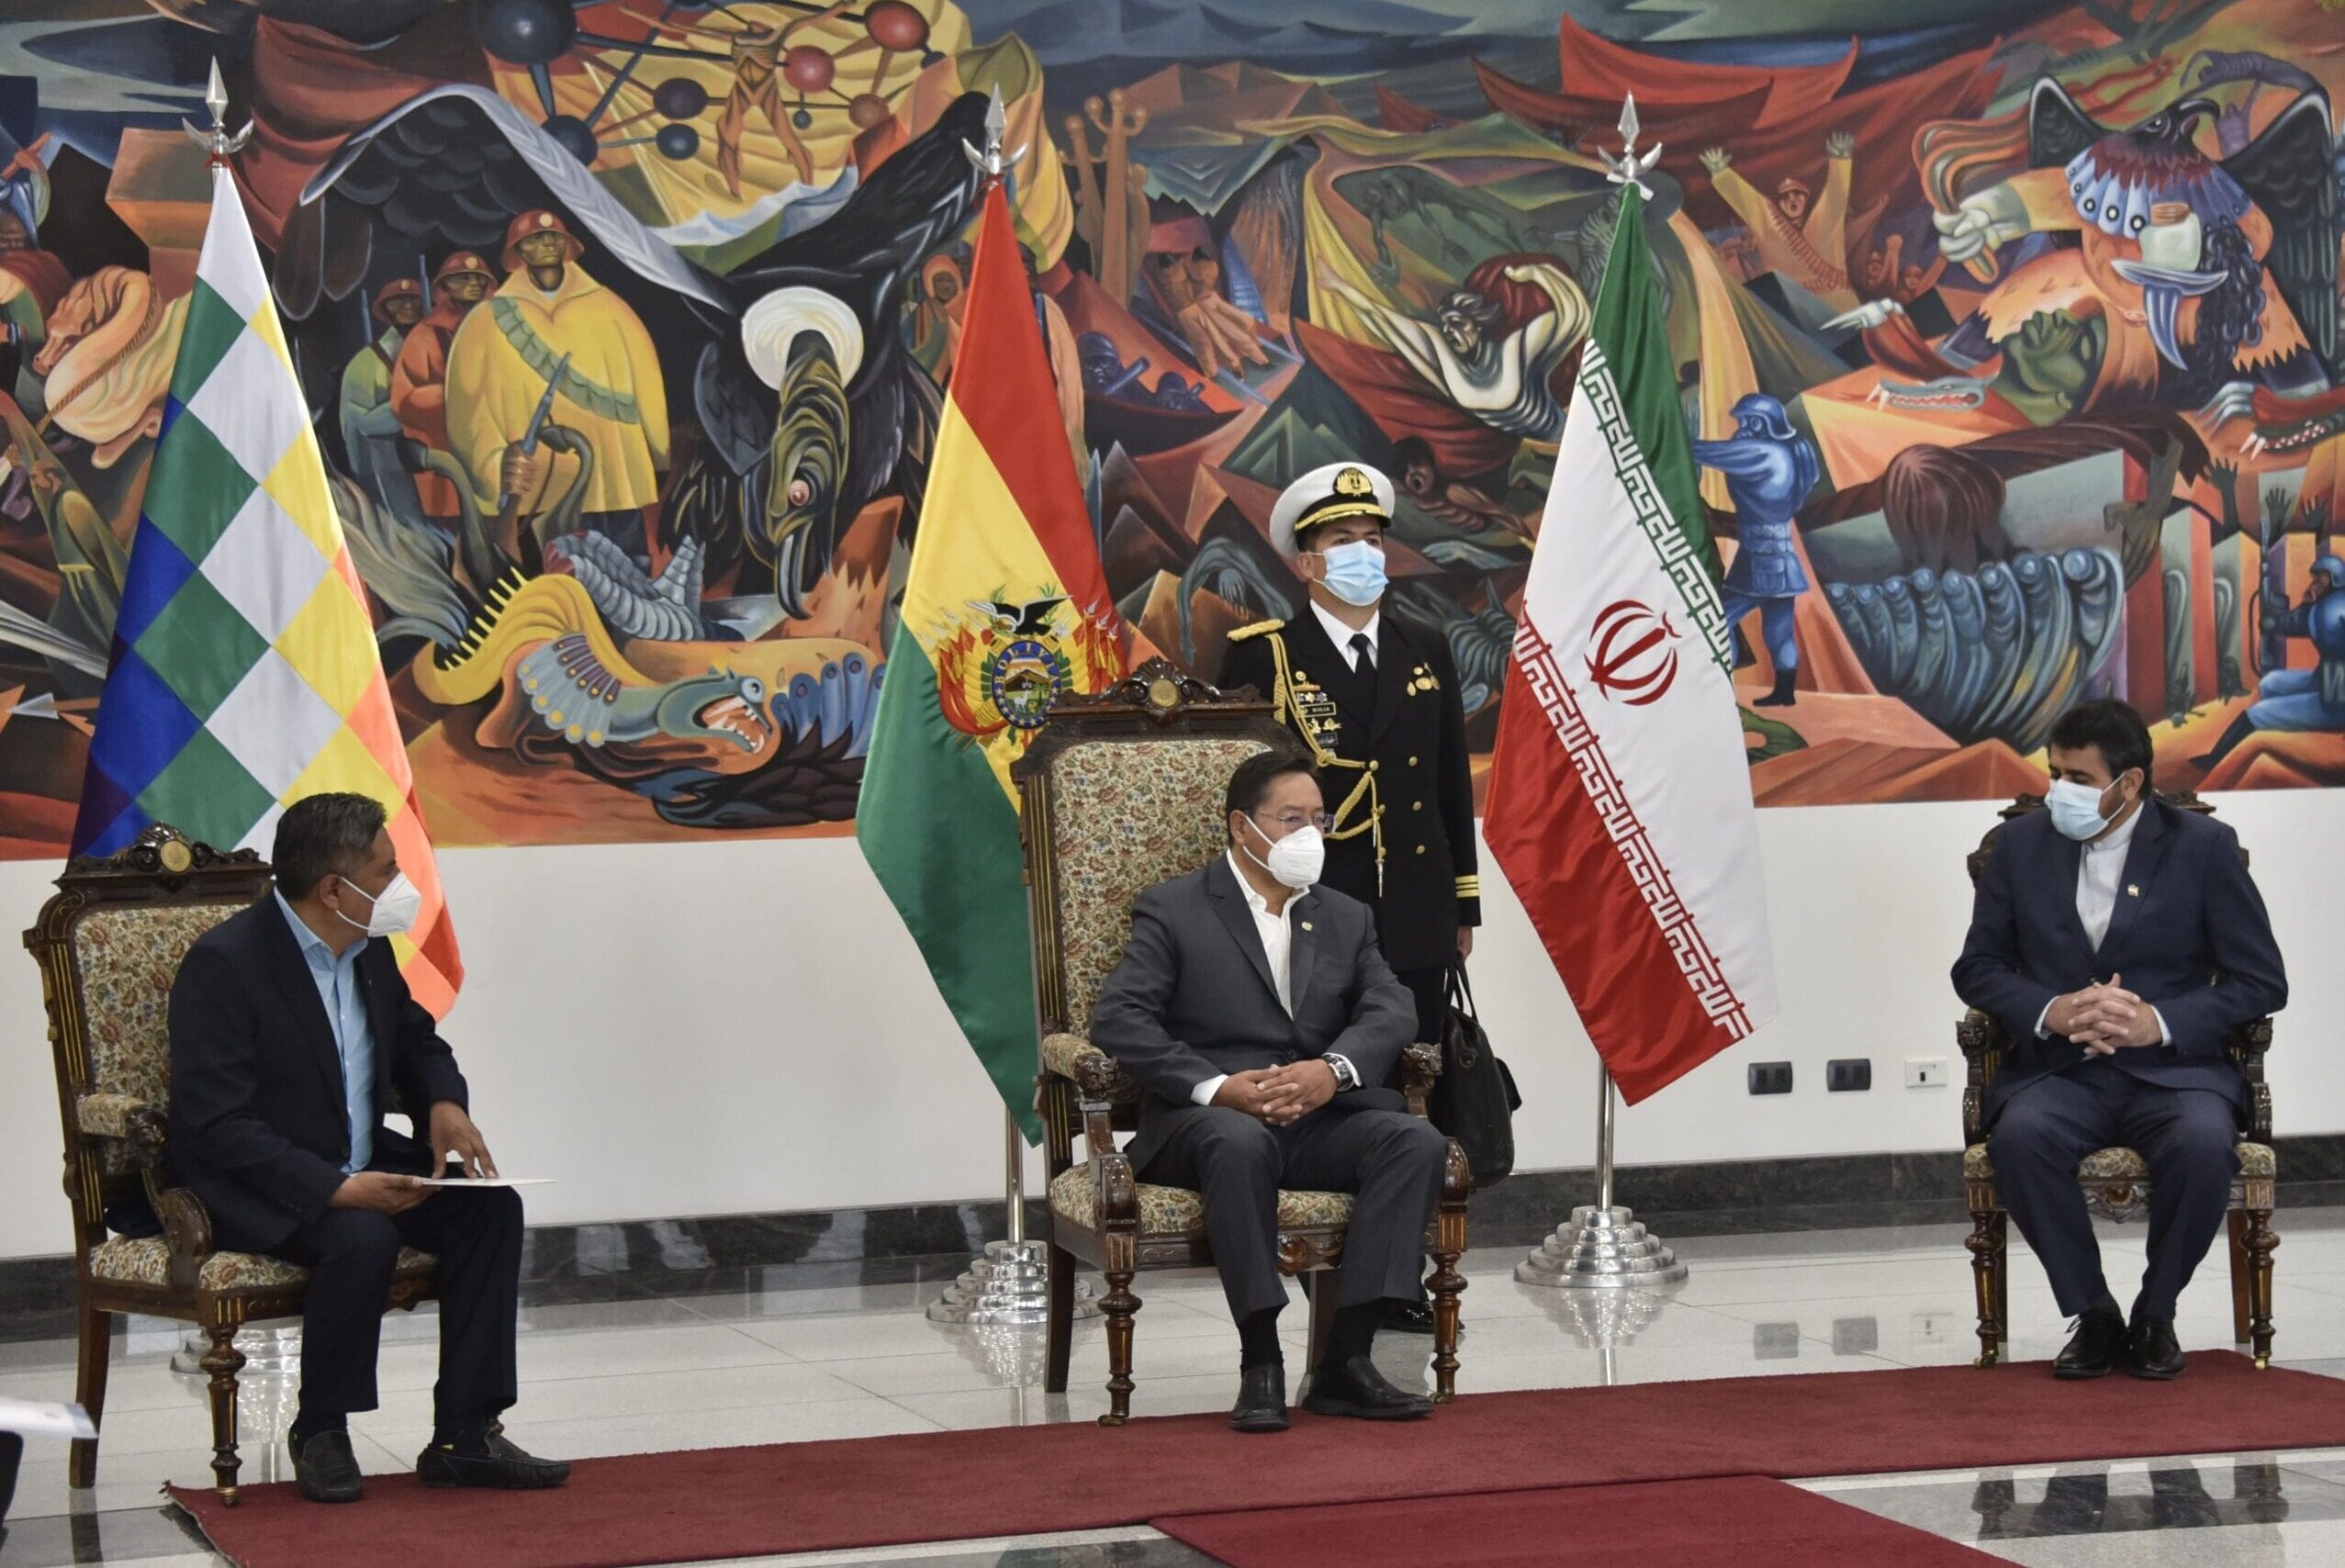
top-left (857, 176), bottom-right (1125, 1139)
top-left (1483, 183), bottom-right (1776, 1103)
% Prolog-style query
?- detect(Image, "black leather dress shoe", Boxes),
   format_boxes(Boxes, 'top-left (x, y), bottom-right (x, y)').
top-left (1229, 1363), bottom-right (1289, 1433)
top-left (416, 1431), bottom-right (571, 1489)
top-left (1385, 1301), bottom-right (1436, 1336)
top-left (1301, 1354), bottom-right (1434, 1420)
top-left (2053, 1309), bottom-right (2127, 1379)
top-left (2127, 1317), bottom-right (2186, 1380)
top-left (290, 1429), bottom-right (364, 1504)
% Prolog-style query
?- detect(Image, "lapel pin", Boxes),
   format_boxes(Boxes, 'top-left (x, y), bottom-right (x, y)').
top-left (2126, 884), bottom-right (2139, 897)
top-left (1300, 921), bottom-right (1313, 931)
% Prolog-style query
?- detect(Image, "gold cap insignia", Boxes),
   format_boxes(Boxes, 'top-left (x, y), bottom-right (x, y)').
top-left (1334, 466), bottom-right (1373, 498)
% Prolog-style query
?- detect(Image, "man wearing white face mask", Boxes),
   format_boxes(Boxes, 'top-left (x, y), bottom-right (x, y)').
top-left (1219, 462), bottom-right (1483, 1335)
top-left (1092, 752), bottom-right (1443, 1432)
top-left (1954, 700), bottom-right (2286, 1383)
top-left (167, 793), bottom-right (567, 1503)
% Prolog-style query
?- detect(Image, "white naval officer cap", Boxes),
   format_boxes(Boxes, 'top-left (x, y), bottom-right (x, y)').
top-left (1269, 461), bottom-right (1395, 560)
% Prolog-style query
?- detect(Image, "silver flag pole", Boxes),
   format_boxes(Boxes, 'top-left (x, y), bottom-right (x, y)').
top-left (928, 1106), bottom-right (1100, 1327)
top-left (1516, 1062), bottom-right (1687, 1289)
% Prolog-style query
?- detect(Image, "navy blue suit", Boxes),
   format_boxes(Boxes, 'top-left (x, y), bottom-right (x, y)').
top-left (1952, 799), bottom-right (2287, 1319)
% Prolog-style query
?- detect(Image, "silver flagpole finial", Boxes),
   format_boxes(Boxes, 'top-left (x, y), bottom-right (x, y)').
top-left (960, 85), bottom-right (1027, 181)
top-left (1599, 93), bottom-right (1661, 197)
top-left (183, 58), bottom-right (252, 166)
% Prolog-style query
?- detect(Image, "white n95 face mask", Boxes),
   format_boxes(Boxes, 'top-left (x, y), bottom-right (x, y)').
top-left (1247, 821), bottom-right (1325, 890)
top-left (338, 870), bottom-right (422, 937)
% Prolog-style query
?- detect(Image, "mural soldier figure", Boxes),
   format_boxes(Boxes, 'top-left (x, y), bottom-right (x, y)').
top-left (1219, 464), bottom-right (1480, 1338)
top-left (339, 278), bottom-right (426, 525)
top-left (1700, 132), bottom-right (1859, 315)
top-left (2197, 554), bottom-right (2345, 768)
top-left (443, 210), bottom-right (669, 564)
top-left (1692, 394), bottom-right (1823, 708)
top-left (391, 252), bottom-right (496, 530)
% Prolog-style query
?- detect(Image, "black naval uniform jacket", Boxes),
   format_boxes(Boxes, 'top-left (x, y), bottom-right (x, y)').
top-left (1219, 609), bottom-right (1481, 974)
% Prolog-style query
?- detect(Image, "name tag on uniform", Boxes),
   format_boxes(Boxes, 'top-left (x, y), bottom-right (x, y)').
top-left (1290, 677), bottom-right (1341, 741)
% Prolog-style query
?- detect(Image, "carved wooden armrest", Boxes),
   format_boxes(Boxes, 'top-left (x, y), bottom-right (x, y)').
top-left (1400, 1041), bottom-right (1442, 1117)
top-left (1086, 1146), bottom-right (1140, 1233)
top-left (2230, 1017), bottom-right (2274, 1143)
top-left (2227, 1016), bottom-right (2273, 1067)
top-left (1041, 1031), bottom-right (1136, 1100)
top-left (1957, 1010), bottom-right (2007, 1148)
top-left (77, 1093), bottom-right (166, 1161)
top-left (153, 1185), bottom-right (216, 1294)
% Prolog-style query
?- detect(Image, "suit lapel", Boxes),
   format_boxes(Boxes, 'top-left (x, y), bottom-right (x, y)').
top-left (2097, 801), bottom-right (2172, 961)
top-left (1371, 619), bottom-right (1408, 742)
top-left (357, 946), bottom-right (398, 1118)
top-left (1295, 607), bottom-right (1374, 728)
top-left (257, 899), bottom-right (347, 1108)
top-left (1206, 858), bottom-right (1281, 1006)
top-left (1287, 890), bottom-right (1321, 1018)
top-left (2046, 828), bottom-right (2093, 955)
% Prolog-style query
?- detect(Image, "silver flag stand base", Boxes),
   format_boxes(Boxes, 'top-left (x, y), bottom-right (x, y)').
top-left (1516, 1204), bottom-right (1686, 1288)
top-left (173, 1321), bottom-right (302, 1376)
top-left (1515, 1064), bottom-right (1690, 1291)
top-left (927, 1109), bottom-right (1101, 1327)
top-left (926, 1238), bottom-right (1100, 1325)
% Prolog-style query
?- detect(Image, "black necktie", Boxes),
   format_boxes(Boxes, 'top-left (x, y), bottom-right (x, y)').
top-left (1349, 633), bottom-right (1374, 676)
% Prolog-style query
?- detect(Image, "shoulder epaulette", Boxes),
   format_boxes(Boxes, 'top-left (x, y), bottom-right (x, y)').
top-left (1228, 619), bottom-right (1286, 642)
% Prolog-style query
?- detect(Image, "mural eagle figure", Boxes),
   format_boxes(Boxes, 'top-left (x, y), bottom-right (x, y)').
top-left (1989, 80), bottom-right (2339, 404)
top-left (295, 87), bottom-right (992, 619)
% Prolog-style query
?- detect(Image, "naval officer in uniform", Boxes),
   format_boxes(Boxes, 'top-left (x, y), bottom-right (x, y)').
top-left (1219, 462), bottom-right (1482, 1334)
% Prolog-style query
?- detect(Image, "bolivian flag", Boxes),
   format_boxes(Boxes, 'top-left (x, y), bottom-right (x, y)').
top-left (857, 179), bottom-right (1123, 1137)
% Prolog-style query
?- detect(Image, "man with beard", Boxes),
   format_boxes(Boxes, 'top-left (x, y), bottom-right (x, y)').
top-left (1317, 261), bottom-right (1588, 442)
top-left (392, 252), bottom-right (495, 528)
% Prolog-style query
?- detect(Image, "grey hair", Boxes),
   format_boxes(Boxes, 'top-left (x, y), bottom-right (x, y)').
top-left (273, 793), bottom-right (387, 899)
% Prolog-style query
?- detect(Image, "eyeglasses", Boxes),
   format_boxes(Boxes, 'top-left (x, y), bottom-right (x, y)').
top-left (1254, 811), bottom-right (1333, 835)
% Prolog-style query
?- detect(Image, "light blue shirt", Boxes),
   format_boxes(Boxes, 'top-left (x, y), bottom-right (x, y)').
top-left (275, 890), bottom-right (376, 1175)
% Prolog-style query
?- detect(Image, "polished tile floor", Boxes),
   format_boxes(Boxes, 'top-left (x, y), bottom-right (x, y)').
top-left (6, 1204), bottom-right (2344, 1567)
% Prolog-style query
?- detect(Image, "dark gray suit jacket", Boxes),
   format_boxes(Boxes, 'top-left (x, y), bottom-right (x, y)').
top-left (1090, 857), bottom-right (1417, 1170)
top-left (1951, 798), bottom-right (2288, 1126)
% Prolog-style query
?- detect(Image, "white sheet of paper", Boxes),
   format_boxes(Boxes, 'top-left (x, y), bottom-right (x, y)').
top-left (409, 1177), bottom-right (555, 1189)
top-left (0, 1395), bottom-right (98, 1439)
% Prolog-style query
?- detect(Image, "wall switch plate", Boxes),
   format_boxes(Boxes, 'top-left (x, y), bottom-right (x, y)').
top-left (1825, 1058), bottom-right (1871, 1092)
top-left (1747, 1061), bottom-right (1793, 1095)
top-left (1905, 1057), bottom-right (1948, 1089)
top-left (1913, 1312), bottom-right (1950, 1346)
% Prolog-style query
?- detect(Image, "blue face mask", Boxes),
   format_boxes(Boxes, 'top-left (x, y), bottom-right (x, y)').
top-left (2046, 776), bottom-right (2126, 841)
top-left (1315, 539), bottom-right (1388, 608)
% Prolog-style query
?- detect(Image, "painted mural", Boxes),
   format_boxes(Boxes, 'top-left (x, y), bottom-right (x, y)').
top-left (0, 0), bottom-right (2339, 854)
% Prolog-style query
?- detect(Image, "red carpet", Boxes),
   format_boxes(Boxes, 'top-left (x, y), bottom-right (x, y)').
top-left (1154, 1475), bottom-right (2005, 1566)
top-left (170, 1352), bottom-right (2344, 1568)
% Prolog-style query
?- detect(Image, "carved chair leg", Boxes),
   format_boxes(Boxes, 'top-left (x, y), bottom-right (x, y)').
top-left (1966, 1204), bottom-right (2007, 1367)
top-left (2227, 1209), bottom-right (2252, 1345)
top-left (1428, 1248), bottom-right (1464, 1404)
top-left (1303, 1267), bottom-right (1341, 1376)
top-left (200, 1323), bottom-right (246, 1505)
top-left (1045, 1242), bottom-right (1075, 1394)
top-left (2245, 1205), bottom-right (2278, 1368)
top-left (1096, 1271), bottom-right (1139, 1427)
top-left (68, 1301), bottom-right (111, 1488)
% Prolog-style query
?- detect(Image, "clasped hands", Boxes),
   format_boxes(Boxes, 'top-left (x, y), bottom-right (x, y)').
top-left (331, 1102), bottom-right (499, 1215)
top-left (2046, 973), bottom-right (2162, 1056)
top-left (1212, 1061), bottom-right (1340, 1127)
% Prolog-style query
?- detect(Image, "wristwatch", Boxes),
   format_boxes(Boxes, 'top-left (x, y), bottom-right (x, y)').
top-left (1325, 1053), bottom-right (1360, 1092)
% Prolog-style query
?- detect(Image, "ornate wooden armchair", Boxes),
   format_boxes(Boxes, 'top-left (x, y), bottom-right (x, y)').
top-left (1958, 793), bottom-right (2277, 1370)
top-left (24, 825), bottom-right (436, 1504)
top-left (1018, 662), bottom-right (1471, 1424)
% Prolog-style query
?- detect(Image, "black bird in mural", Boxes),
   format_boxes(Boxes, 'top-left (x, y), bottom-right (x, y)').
top-left (295, 89), bottom-right (990, 617)
top-left (2025, 79), bottom-right (2339, 394)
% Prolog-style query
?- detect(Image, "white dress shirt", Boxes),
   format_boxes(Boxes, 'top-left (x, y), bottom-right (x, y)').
top-left (1192, 853), bottom-right (1356, 1105)
top-left (2036, 803), bottom-right (2168, 1045)
top-left (1310, 599), bottom-right (1380, 672)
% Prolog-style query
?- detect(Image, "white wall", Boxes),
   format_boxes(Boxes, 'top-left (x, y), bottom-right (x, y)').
top-left (4, 790), bottom-right (2338, 1260)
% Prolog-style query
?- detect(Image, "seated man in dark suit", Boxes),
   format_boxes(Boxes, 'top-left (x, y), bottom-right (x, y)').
top-left (166, 793), bottom-right (567, 1503)
top-left (1953, 700), bottom-right (2287, 1380)
top-left (1091, 752), bottom-right (1447, 1432)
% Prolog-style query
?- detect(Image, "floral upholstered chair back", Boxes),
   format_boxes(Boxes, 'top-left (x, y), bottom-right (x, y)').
top-left (1042, 733), bottom-right (1273, 1032)
top-left (27, 829), bottom-right (272, 1194)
